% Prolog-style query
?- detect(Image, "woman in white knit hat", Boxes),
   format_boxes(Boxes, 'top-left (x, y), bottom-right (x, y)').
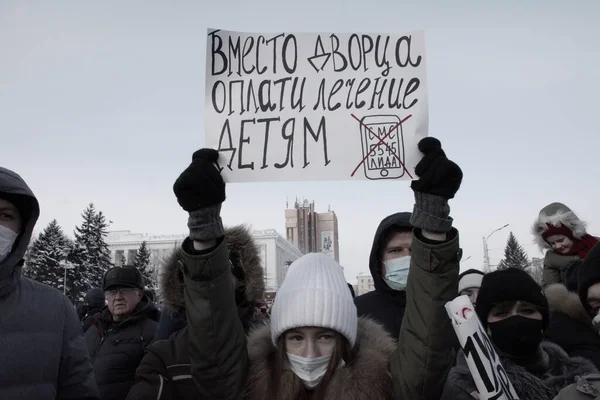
top-left (243, 252), bottom-right (396, 399)
top-left (168, 138), bottom-right (465, 400)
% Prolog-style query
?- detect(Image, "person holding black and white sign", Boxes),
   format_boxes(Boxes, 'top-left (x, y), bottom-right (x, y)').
top-left (442, 267), bottom-right (598, 399)
top-left (148, 138), bottom-right (463, 400)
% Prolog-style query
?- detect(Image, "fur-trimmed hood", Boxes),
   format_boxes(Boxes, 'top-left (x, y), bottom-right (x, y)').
top-left (244, 317), bottom-right (395, 400)
top-left (160, 225), bottom-right (264, 316)
top-left (545, 283), bottom-right (592, 325)
top-left (532, 203), bottom-right (587, 251)
top-left (446, 341), bottom-right (597, 400)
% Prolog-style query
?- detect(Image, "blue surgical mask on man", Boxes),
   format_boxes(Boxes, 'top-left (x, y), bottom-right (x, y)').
top-left (383, 256), bottom-right (411, 291)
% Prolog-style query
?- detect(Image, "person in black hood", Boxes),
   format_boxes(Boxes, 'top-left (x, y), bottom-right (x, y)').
top-left (354, 212), bottom-right (413, 338)
top-left (84, 266), bottom-right (159, 400)
top-left (0, 166), bottom-right (99, 399)
top-left (80, 287), bottom-right (106, 333)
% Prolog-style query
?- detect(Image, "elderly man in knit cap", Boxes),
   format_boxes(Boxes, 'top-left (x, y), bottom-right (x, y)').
top-left (458, 269), bottom-right (485, 308)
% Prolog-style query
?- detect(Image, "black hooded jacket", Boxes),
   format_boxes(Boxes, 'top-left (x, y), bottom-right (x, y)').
top-left (0, 167), bottom-right (99, 399)
top-left (354, 212), bottom-right (412, 339)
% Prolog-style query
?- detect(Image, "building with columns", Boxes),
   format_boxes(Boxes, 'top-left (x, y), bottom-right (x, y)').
top-left (106, 228), bottom-right (302, 294)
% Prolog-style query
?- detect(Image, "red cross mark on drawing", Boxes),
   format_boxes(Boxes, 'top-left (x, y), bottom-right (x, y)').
top-left (350, 114), bottom-right (414, 178)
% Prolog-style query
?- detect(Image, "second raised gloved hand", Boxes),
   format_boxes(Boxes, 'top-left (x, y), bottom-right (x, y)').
top-left (409, 138), bottom-right (462, 233)
top-left (173, 148), bottom-right (225, 212)
top-left (410, 138), bottom-right (462, 200)
top-left (173, 148), bottom-right (225, 242)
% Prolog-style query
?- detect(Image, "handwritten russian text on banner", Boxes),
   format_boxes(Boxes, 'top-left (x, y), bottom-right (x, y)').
top-left (445, 296), bottom-right (519, 400)
top-left (205, 29), bottom-right (428, 182)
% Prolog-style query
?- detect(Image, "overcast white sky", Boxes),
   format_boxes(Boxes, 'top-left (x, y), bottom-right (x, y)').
top-left (1, 0), bottom-right (598, 281)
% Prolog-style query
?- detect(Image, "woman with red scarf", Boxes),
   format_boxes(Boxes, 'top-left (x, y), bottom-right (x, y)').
top-left (533, 202), bottom-right (598, 286)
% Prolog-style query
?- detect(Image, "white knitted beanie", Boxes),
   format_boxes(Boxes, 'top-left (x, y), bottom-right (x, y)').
top-left (270, 253), bottom-right (358, 347)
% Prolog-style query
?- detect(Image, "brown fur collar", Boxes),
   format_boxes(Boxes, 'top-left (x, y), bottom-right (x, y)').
top-left (545, 283), bottom-right (592, 325)
top-left (244, 317), bottom-right (395, 400)
top-left (159, 225), bottom-right (264, 316)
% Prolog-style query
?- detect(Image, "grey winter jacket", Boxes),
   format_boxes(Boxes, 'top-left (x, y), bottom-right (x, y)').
top-left (0, 167), bottom-right (99, 399)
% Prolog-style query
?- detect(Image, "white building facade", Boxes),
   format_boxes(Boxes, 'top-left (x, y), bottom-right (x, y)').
top-left (253, 229), bottom-right (303, 291)
top-left (356, 272), bottom-right (376, 296)
top-left (106, 228), bottom-right (302, 294)
top-left (106, 231), bottom-right (185, 285)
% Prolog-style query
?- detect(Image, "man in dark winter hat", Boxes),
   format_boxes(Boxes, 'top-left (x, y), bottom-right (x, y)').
top-left (84, 266), bottom-right (159, 400)
top-left (442, 267), bottom-right (597, 399)
top-left (354, 211), bottom-right (414, 338)
top-left (458, 268), bottom-right (485, 307)
top-left (0, 167), bottom-right (99, 399)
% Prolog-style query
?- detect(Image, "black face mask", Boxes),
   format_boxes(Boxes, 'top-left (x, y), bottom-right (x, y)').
top-left (488, 315), bottom-right (543, 359)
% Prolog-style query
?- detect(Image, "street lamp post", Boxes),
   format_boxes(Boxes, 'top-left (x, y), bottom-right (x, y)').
top-left (60, 249), bottom-right (75, 296)
top-left (483, 224), bottom-right (510, 273)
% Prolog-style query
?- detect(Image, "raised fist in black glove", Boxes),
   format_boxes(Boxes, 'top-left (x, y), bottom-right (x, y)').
top-left (173, 148), bottom-right (225, 212)
top-left (409, 138), bottom-right (463, 233)
top-left (411, 138), bottom-right (462, 199)
top-left (173, 148), bottom-right (225, 241)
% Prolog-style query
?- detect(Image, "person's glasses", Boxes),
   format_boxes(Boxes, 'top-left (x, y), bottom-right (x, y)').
top-left (105, 288), bottom-right (136, 297)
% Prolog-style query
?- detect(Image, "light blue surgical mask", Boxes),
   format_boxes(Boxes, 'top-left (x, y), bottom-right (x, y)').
top-left (383, 256), bottom-right (411, 291)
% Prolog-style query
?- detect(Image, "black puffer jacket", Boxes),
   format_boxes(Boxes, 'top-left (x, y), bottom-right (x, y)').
top-left (354, 212), bottom-right (412, 339)
top-left (84, 297), bottom-right (159, 400)
top-left (0, 167), bottom-right (99, 399)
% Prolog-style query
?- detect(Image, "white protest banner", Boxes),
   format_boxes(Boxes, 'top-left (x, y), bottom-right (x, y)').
top-left (445, 296), bottom-right (519, 400)
top-left (205, 29), bottom-right (428, 182)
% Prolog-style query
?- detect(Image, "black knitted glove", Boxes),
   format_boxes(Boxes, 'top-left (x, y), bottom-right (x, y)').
top-left (173, 149), bottom-right (225, 240)
top-left (410, 138), bottom-right (463, 233)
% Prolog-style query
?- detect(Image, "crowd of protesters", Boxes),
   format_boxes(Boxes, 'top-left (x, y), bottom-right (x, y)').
top-left (1, 138), bottom-right (600, 399)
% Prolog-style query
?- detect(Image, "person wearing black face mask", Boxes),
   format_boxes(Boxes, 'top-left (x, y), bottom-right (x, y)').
top-left (441, 267), bottom-right (597, 400)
